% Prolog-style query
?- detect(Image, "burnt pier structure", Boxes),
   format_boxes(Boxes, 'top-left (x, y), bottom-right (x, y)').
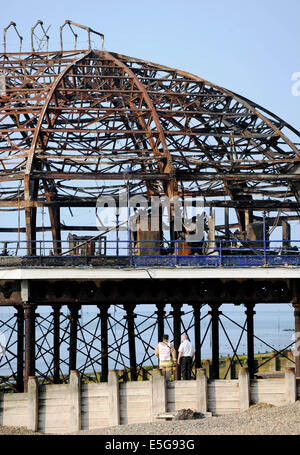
top-left (0, 21), bottom-right (300, 391)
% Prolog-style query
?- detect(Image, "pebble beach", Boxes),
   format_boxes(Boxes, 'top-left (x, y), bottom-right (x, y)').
top-left (1, 402), bottom-right (300, 435)
top-left (74, 402), bottom-right (300, 435)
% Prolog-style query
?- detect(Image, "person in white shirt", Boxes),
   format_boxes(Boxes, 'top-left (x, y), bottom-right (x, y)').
top-left (177, 334), bottom-right (194, 380)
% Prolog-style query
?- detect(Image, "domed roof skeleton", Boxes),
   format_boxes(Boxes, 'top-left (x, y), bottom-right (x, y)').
top-left (0, 26), bottom-right (300, 254)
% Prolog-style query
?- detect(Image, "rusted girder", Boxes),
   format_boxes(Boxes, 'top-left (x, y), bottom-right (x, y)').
top-left (0, 44), bottom-right (300, 248)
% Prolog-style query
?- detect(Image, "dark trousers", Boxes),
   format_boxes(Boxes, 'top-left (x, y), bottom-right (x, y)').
top-left (181, 356), bottom-right (192, 380)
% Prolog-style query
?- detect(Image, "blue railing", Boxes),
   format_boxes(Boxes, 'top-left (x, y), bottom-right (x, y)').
top-left (0, 238), bottom-right (300, 267)
top-left (129, 239), bottom-right (300, 267)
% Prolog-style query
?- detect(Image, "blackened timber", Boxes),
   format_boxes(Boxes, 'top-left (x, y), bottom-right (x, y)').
top-left (171, 303), bottom-right (183, 380)
top-left (24, 304), bottom-right (36, 392)
top-left (52, 305), bottom-right (61, 383)
top-left (210, 304), bottom-right (221, 380)
top-left (156, 303), bottom-right (166, 343)
top-left (193, 304), bottom-right (201, 369)
top-left (44, 180), bottom-right (62, 255)
top-left (68, 304), bottom-right (80, 372)
top-left (124, 303), bottom-right (137, 381)
top-left (24, 175), bottom-right (39, 256)
top-left (29, 171), bottom-right (300, 181)
top-left (31, 172), bottom-right (170, 180)
top-left (208, 200), bottom-right (300, 210)
top-left (177, 172), bottom-right (300, 181)
top-left (0, 195), bottom-right (299, 211)
top-left (245, 304), bottom-right (256, 379)
top-left (1, 199), bottom-right (298, 211)
top-left (99, 304), bottom-right (109, 382)
top-left (15, 306), bottom-right (24, 392)
top-left (48, 204), bottom-right (62, 255)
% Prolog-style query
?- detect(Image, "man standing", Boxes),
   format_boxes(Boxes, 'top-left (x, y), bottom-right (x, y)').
top-left (154, 334), bottom-right (176, 381)
top-left (177, 334), bottom-right (194, 380)
top-left (182, 213), bottom-right (207, 255)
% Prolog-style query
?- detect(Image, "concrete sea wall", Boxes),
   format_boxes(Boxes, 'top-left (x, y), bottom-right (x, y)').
top-left (0, 367), bottom-right (297, 434)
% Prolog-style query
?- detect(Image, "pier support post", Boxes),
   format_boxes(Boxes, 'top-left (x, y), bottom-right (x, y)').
top-left (52, 305), bottom-right (61, 384)
top-left (99, 303), bottom-right (110, 382)
top-left (68, 304), bottom-right (80, 373)
top-left (193, 304), bottom-right (201, 369)
top-left (171, 303), bottom-right (183, 380)
top-left (209, 304), bottom-right (221, 379)
top-left (245, 303), bottom-right (255, 379)
top-left (15, 306), bottom-right (24, 392)
top-left (156, 303), bottom-right (165, 343)
top-left (24, 304), bottom-right (36, 392)
top-left (124, 303), bottom-right (137, 381)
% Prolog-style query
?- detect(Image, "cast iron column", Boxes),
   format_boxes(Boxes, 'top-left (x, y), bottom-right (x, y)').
top-left (293, 303), bottom-right (300, 378)
top-left (209, 304), bottom-right (221, 379)
top-left (245, 303), bottom-right (256, 379)
top-left (24, 304), bottom-right (36, 392)
top-left (52, 305), bottom-right (61, 384)
top-left (98, 304), bottom-right (110, 382)
top-left (156, 303), bottom-right (166, 343)
top-left (68, 304), bottom-right (80, 374)
top-left (193, 303), bottom-right (201, 369)
top-left (15, 306), bottom-right (24, 392)
top-left (171, 303), bottom-right (183, 380)
top-left (124, 303), bottom-right (137, 381)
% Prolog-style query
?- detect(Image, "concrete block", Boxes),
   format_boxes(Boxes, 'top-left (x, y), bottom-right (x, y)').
top-left (69, 370), bottom-right (81, 432)
top-left (108, 370), bottom-right (120, 426)
top-left (28, 376), bottom-right (38, 432)
top-left (285, 367), bottom-right (296, 404)
top-left (151, 369), bottom-right (166, 421)
top-left (21, 279), bottom-right (29, 302)
top-left (239, 367), bottom-right (250, 411)
top-left (196, 368), bottom-right (208, 413)
top-left (269, 353), bottom-right (279, 372)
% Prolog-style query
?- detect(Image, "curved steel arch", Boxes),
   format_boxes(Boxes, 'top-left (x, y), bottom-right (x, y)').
top-left (0, 48), bottom-right (299, 252)
top-left (116, 51), bottom-right (300, 155)
top-left (23, 50), bottom-right (91, 251)
top-left (99, 51), bottom-right (176, 198)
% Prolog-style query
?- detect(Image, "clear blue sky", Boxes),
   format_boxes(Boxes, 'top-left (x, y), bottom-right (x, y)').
top-left (2, 0), bottom-right (300, 131)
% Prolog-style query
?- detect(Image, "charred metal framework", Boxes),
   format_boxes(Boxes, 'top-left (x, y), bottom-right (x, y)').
top-left (1, 47), bottom-right (300, 248)
top-left (0, 22), bottom-right (300, 392)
